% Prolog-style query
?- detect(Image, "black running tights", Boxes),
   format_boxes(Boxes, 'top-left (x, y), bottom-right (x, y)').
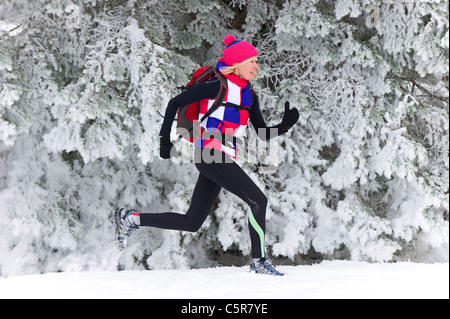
top-left (139, 152), bottom-right (267, 259)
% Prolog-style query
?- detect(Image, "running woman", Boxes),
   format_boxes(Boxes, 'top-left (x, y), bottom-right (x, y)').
top-left (115, 35), bottom-right (299, 276)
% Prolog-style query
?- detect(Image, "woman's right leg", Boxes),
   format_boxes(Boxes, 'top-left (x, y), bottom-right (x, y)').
top-left (139, 172), bottom-right (221, 232)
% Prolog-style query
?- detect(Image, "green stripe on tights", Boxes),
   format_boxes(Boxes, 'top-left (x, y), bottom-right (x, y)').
top-left (249, 210), bottom-right (265, 258)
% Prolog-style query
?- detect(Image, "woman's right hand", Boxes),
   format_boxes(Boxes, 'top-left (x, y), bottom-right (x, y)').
top-left (279, 102), bottom-right (299, 132)
top-left (159, 136), bottom-right (178, 159)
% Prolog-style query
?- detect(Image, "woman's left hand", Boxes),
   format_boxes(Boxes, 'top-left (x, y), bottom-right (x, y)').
top-left (280, 102), bottom-right (299, 132)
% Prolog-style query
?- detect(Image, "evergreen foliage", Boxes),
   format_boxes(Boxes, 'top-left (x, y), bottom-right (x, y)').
top-left (0, 0), bottom-right (448, 276)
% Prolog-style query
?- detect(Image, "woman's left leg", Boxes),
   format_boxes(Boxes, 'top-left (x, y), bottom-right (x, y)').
top-left (139, 172), bottom-right (221, 232)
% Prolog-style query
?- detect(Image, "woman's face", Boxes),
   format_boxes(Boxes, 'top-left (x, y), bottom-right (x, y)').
top-left (236, 57), bottom-right (259, 81)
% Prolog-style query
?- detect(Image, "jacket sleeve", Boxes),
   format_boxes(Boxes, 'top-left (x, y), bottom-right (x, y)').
top-left (159, 79), bottom-right (221, 137)
top-left (249, 93), bottom-right (287, 141)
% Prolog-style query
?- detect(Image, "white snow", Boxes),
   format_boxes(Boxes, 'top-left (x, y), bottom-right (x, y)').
top-left (0, 21), bottom-right (22, 36)
top-left (0, 261), bottom-right (448, 299)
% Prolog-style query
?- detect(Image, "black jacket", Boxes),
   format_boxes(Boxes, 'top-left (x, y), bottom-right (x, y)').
top-left (159, 79), bottom-right (286, 141)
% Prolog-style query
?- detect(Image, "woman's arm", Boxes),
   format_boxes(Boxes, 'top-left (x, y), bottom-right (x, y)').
top-left (249, 94), bottom-right (299, 141)
top-left (249, 94), bottom-right (287, 141)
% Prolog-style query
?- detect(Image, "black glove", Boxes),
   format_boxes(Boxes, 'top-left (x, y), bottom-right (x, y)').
top-left (279, 102), bottom-right (299, 132)
top-left (159, 136), bottom-right (178, 159)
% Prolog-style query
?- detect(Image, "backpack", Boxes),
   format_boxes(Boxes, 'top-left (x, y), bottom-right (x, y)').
top-left (176, 66), bottom-right (228, 143)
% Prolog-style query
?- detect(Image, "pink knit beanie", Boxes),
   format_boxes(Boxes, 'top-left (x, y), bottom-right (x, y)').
top-left (222, 34), bottom-right (258, 66)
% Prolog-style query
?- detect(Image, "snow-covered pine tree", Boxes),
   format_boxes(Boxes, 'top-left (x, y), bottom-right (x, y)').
top-left (0, 0), bottom-right (448, 276)
top-left (271, 0), bottom-right (448, 261)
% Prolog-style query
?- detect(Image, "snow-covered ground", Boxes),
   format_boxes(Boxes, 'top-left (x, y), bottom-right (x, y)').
top-left (0, 261), bottom-right (448, 299)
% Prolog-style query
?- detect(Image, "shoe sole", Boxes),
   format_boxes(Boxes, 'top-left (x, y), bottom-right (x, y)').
top-left (114, 207), bottom-right (125, 251)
